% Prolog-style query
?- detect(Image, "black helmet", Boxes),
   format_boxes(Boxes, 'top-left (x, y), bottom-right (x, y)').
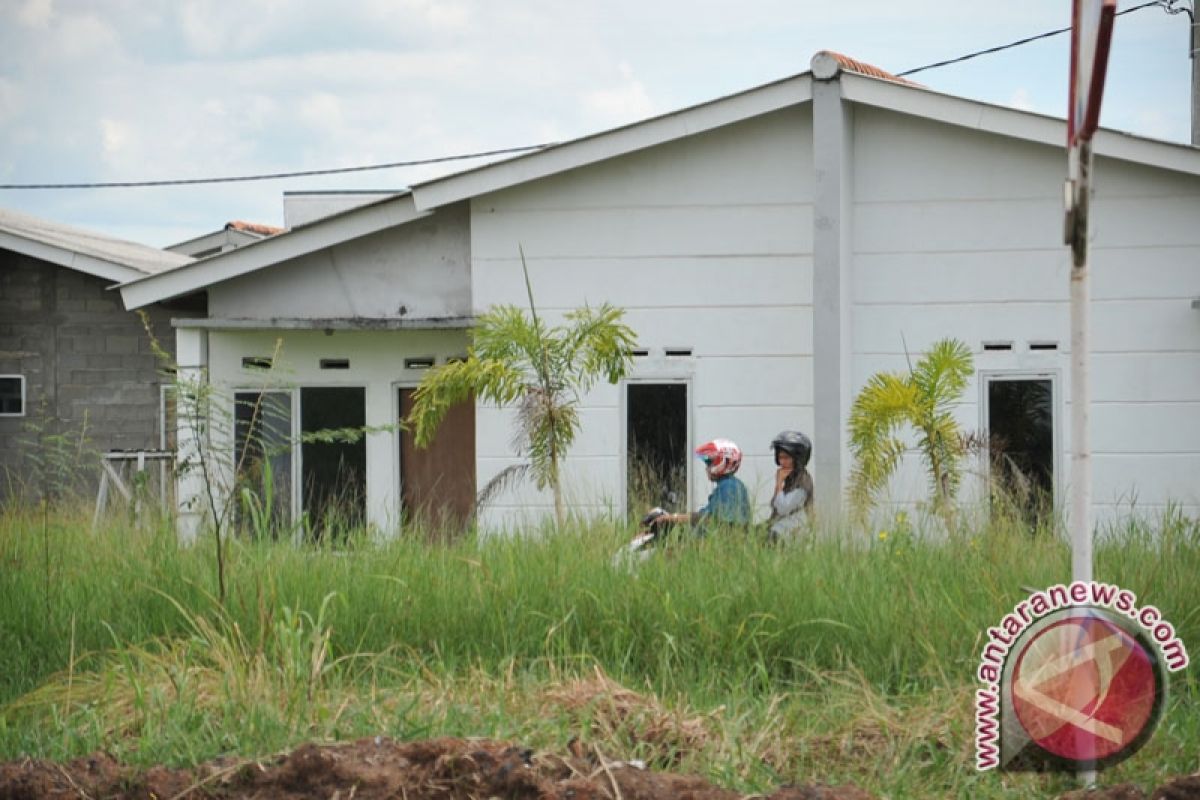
top-left (771, 430), bottom-right (812, 468)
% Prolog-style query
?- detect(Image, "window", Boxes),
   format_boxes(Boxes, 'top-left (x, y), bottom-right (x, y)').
top-left (626, 382), bottom-right (689, 514)
top-left (983, 373), bottom-right (1057, 529)
top-left (234, 390), bottom-right (295, 536)
top-left (0, 376), bottom-right (25, 417)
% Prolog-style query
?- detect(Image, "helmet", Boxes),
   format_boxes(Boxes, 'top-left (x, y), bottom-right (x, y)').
top-left (771, 430), bottom-right (812, 468)
top-left (695, 438), bottom-right (743, 478)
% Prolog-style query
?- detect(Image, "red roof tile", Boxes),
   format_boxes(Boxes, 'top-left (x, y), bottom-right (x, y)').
top-left (815, 51), bottom-right (922, 87)
top-left (225, 220), bottom-right (285, 236)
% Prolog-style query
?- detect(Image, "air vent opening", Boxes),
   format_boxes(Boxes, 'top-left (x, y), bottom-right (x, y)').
top-left (320, 358), bottom-right (351, 370)
top-left (631, 348), bottom-right (650, 357)
top-left (982, 341), bottom-right (1013, 352)
top-left (242, 356), bottom-right (273, 370)
top-left (1029, 341), bottom-right (1059, 351)
top-left (664, 347), bottom-right (693, 357)
top-left (404, 357), bottom-right (435, 370)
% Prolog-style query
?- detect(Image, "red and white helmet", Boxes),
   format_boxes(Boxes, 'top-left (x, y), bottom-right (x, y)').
top-left (695, 438), bottom-right (742, 478)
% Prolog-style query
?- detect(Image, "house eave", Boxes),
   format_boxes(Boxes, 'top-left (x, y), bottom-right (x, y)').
top-left (172, 316), bottom-right (476, 331)
top-left (840, 73), bottom-right (1200, 176)
top-left (0, 230), bottom-right (147, 284)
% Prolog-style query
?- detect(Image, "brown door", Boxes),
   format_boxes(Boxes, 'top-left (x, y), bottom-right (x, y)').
top-left (398, 388), bottom-right (476, 538)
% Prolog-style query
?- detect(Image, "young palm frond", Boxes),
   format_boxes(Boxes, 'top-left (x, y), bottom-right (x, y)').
top-left (848, 373), bottom-right (918, 520)
top-left (406, 249), bottom-right (637, 527)
top-left (847, 338), bottom-right (975, 527)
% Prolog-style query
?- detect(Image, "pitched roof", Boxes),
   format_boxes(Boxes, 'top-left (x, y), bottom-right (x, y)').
top-left (0, 206), bottom-right (192, 284)
top-left (118, 51), bottom-right (1200, 310)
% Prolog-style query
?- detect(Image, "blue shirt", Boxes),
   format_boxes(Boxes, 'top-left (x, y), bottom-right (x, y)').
top-left (696, 475), bottom-right (751, 534)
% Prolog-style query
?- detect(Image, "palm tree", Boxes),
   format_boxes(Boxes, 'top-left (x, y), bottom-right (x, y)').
top-left (405, 248), bottom-right (637, 526)
top-left (847, 338), bottom-right (975, 527)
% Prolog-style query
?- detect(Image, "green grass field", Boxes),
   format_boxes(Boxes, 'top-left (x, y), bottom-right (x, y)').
top-left (0, 503), bottom-right (1196, 798)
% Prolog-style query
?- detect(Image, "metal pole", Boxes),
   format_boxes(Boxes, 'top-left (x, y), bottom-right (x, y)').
top-left (1069, 139), bottom-right (1096, 787)
top-left (1070, 141), bottom-right (1093, 588)
top-left (1192, 12), bottom-right (1199, 146)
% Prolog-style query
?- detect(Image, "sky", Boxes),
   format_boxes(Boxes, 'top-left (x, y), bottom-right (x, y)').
top-left (0, 0), bottom-right (1194, 248)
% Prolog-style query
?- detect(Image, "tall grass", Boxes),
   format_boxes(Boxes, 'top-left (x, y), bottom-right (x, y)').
top-left (1, 501), bottom-right (1197, 797)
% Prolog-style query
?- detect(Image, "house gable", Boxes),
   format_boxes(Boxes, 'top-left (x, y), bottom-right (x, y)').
top-left (120, 193), bottom-right (427, 310)
top-left (206, 202), bottom-right (471, 322)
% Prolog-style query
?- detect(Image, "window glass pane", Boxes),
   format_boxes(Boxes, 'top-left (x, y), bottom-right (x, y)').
top-left (234, 391), bottom-right (293, 535)
top-left (0, 377), bottom-right (23, 415)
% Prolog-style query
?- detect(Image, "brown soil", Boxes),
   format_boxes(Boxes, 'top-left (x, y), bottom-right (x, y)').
top-left (0, 736), bottom-right (874, 800)
top-left (1, 738), bottom-right (1196, 800)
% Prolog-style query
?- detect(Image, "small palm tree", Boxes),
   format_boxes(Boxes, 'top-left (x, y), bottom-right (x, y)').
top-left (406, 248), bottom-right (637, 526)
top-left (847, 338), bottom-right (975, 527)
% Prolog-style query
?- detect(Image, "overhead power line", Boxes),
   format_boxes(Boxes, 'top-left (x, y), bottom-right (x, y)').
top-left (0, 1), bottom-right (1183, 192)
top-left (898, 0), bottom-right (1168, 77)
top-left (0, 143), bottom-right (554, 190)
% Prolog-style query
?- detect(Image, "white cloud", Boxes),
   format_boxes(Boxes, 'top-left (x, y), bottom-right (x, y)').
top-left (1008, 87), bottom-right (1035, 112)
top-left (99, 118), bottom-right (131, 158)
top-left (582, 62), bottom-right (656, 126)
top-left (17, 0), bottom-right (53, 28)
top-left (55, 12), bottom-right (121, 60)
top-left (179, 0), bottom-right (237, 56)
top-left (0, 78), bottom-right (22, 126)
top-left (299, 92), bottom-right (345, 132)
top-left (1131, 109), bottom-right (1173, 141)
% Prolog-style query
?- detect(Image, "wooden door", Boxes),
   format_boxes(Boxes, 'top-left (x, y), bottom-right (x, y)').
top-left (398, 388), bottom-right (476, 538)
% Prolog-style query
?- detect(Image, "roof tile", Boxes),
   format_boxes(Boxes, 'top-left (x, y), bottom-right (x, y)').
top-left (816, 51), bottom-right (922, 87)
top-left (225, 220), bottom-right (285, 236)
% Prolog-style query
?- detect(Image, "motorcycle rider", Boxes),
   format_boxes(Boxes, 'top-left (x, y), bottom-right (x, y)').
top-left (767, 430), bottom-right (814, 541)
top-left (658, 438), bottom-right (751, 535)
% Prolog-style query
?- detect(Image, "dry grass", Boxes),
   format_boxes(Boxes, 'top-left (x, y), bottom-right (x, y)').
top-left (540, 666), bottom-right (717, 766)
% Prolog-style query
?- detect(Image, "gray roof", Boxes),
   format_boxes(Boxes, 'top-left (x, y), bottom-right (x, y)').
top-left (0, 206), bottom-right (192, 278)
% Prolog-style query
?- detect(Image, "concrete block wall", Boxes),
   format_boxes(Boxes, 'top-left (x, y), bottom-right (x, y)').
top-left (0, 252), bottom-right (197, 498)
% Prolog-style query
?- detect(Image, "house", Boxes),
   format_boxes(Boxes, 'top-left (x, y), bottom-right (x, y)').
top-left (118, 51), bottom-right (1200, 538)
top-left (0, 208), bottom-right (200, 497)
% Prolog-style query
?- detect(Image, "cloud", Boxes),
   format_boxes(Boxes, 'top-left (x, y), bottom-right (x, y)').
top-left (298, 92), bottom-right (345, 133)
top-left (99, 118), bottom-right (132, 158)
top-left (1008, 87), bottom-right (1035, 112)
top-left (17, 0), bottom-right (53, 28)
top-left (0, 78), bottom-right (22, 126)
top-left (582, 62), bottom-right (656, 127)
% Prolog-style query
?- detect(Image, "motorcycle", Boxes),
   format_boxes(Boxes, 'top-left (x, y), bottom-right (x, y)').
top-left (612, 505), bottom-right (677, 568)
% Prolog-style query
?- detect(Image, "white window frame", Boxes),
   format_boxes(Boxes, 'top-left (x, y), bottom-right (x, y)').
top-left (0, 375), bottom-right (26, 417)
top-left (978, 369), bottom-right (1063, 511)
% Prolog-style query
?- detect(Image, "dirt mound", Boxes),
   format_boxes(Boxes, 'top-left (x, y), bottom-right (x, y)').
top-left (1058, 774), bottom-right (1200, 799)
top-left (0, 737), bottom-right (874, 799)
top-left (3, 739), bottom-right (1195, 799)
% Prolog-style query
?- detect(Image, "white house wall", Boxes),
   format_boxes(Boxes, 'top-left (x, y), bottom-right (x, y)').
top-left (207, 203), bottom-right (470, 321)
top-left (206, 328), bottom-right (470, 533)
top-left (849, 105), bottom-right (1200, 523)
top-left (468, 106), bottom-right (816, 528)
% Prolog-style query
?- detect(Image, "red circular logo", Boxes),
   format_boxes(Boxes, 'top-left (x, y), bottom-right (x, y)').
top-left (1011, 614), bottom-right (1160, 764)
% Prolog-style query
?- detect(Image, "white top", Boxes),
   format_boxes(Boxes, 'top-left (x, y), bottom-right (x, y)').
top-left (769, 486), bottom-right (809, 538)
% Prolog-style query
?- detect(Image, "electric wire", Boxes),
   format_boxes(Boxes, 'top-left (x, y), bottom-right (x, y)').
top-left (897, 0), bottom-right (1168, 76)
top-left (0, 143), bottom-right (554, 190)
